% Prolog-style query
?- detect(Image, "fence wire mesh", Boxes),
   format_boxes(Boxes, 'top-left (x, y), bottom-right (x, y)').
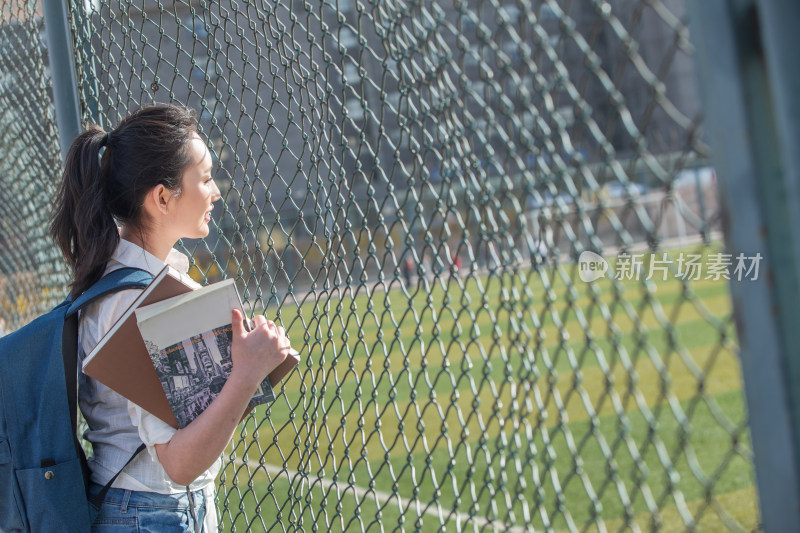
top-left (0, 0), bottom-right (761, 531)
top-left (0, 1), bottom-right (68, 333)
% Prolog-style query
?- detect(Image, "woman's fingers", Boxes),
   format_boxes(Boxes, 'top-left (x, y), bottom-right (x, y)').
top-left (231, 309), bottom-right (248, 338)
top-left (245, 315), bottom-right (291, 351)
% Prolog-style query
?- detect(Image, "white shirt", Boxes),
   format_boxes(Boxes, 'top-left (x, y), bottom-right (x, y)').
top-left (78, 238), bottom-right (219, 530)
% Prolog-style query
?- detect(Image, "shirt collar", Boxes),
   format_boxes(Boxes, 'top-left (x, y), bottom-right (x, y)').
top-left (110, 238), bottom-right (190, 276)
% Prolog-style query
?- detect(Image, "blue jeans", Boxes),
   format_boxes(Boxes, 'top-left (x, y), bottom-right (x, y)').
top-left (88, 483), bottom-right (206, 533)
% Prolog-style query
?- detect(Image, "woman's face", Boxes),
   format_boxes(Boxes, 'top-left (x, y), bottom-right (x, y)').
top-left (167, 134), bottom-right (221, 239)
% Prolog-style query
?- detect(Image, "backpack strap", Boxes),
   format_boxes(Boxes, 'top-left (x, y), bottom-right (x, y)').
top-left (62, 267), bottom-right (154, 507)
top-left (67, 267), bottom-right (155, 317)
top-left (89, 443), bottom-right (146, 509)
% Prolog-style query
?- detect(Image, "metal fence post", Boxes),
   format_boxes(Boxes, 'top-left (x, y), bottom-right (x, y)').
top-left (42, 0), bottom-right (82, 162)
top-left (689, 0), bottom-right (800, 529)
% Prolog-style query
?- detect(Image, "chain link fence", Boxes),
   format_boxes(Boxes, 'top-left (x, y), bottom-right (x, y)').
top-left (0, 1), bottom-right (68, 335)
top-left (0, 0), bottom-right (761, 530)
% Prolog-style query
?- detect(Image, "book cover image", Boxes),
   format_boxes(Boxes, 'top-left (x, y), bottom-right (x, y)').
top-left (137, 279), bottom-right (276, 428)
top-left (145, 325), bottom-right (274, 428)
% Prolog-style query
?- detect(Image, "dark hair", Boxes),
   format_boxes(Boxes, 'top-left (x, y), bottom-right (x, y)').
top-left (50, 102), bottom-right (199, 295)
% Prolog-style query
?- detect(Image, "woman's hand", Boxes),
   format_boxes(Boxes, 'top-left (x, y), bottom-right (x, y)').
top-left (229, 308), bottom-right (291, 392)
top-left (155, 308), bottom-right (292, 486)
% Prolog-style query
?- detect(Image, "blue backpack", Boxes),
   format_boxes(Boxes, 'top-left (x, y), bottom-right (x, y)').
top-left (0, 267), bottom-right (153, 532)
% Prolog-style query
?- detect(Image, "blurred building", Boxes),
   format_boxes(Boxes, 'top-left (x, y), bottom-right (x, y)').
top-left (0, 0), bottom-right (703, 287)
top-left (75, 0), bottom-right (700, 218)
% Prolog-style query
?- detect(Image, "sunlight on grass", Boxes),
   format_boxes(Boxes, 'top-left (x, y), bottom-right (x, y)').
top-left (217, 243), bottom-right (760, 532)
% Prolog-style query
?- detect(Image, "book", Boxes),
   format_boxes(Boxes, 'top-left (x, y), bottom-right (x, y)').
top-left (83, 265), bottom-right (300, 428)
top-left (134, 279), bottom-right (296, 429)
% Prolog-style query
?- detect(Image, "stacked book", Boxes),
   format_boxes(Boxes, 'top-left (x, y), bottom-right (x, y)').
top-left (82, 266), bottom-right (299, 428)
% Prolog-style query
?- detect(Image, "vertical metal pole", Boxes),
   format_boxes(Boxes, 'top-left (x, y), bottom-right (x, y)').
top-left (689, 0), bottom-right (800, 529)
top-left (42, 0), bottom-right (82, 163)
top-left (757, 1), bottom-right (800, 289)
top-left (753, 0), bottom-right (800, 523)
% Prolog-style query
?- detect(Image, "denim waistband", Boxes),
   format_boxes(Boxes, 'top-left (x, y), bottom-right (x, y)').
top-left (89, 483), bottom-right (205, 510)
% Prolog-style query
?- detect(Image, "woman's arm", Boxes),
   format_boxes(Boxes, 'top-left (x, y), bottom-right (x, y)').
top-left (154, 309), bottom-right (290, 485)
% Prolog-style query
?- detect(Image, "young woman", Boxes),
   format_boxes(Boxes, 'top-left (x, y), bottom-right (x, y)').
top-left (50, 102), bottom-right (291, 532)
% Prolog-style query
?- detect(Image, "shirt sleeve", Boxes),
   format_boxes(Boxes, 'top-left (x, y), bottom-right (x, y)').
top-left (127, 402), bottom-right (177, 460)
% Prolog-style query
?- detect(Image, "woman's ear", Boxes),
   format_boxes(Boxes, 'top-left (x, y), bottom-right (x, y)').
top-left (143, 184), bottom-right (172, 217)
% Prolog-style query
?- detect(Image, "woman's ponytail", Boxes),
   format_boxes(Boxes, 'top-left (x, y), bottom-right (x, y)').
top-left (50, 125), bottom-right (119, 295)
top-left (50, 103), bottom-right (199, 295)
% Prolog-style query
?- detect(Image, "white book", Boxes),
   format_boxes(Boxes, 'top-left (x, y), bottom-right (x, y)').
top-left (135, 279), bottom-right (276, 428)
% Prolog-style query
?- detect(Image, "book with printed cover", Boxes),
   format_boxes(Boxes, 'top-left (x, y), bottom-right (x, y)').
top-left (85, 265), bottom-right (299, 429)
top-left (134, 279), bottom-right (297, 428)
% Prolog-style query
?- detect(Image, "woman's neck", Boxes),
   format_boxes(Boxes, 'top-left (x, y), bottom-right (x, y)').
top-left (119, 226), bottom-right (175, 262)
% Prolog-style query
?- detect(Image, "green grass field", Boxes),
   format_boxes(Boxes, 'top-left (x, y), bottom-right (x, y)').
top-left (214, 245), bottom-right (760, 532)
